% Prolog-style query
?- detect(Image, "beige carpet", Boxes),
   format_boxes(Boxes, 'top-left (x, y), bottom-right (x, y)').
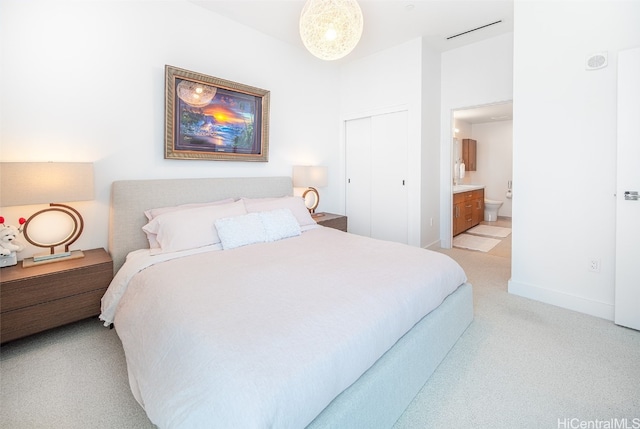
top-left (397, 237), bottom-right (640, 429)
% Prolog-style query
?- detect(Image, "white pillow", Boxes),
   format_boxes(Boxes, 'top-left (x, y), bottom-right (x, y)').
top-left (144, 198), bottom-right (235, 221)
top-left (142, 200), bottom-right (246, 253)
top-left (143, 198), bottom-right (235, 248)
top-left (215, 213), bottom-right (266, 250)
top-left (215, 209), bottom-right (301, 250)
top-left (242, 196), bottom-right (315, 227)
top-left (261, 209), bottom-right (301, 242)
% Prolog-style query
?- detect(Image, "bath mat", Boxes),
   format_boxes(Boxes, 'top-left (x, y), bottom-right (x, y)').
top-left (466, 225), bottom-right (512, 238)
top-left (453, 234), bottom-right (501, 252)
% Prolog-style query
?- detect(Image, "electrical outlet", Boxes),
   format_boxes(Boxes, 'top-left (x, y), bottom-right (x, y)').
top-left (588, 258), bottom-right (601, 273)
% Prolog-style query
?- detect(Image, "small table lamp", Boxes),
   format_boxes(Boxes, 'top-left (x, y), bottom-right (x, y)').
top-left (293, 165), bottom-right (328, 216)
top-left (0, 162), bottom-right (94, 267)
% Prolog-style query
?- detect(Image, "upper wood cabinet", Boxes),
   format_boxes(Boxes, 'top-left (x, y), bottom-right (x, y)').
top-left (462, 138), bottom-right (477, 171)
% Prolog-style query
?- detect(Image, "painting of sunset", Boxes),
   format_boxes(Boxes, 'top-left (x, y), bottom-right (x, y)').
top-left (175, 83), bottom-right (262, 155)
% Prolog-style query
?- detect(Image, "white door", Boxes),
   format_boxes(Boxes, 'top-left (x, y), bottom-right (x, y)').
top-left (614, 47), bottom-right (640, 331)
top-left (345, 110), bottom-right (409, 244)
top-left (370, 111), bottom-right (408, 243)
top-left (345, 117), bottom-right (372, 237)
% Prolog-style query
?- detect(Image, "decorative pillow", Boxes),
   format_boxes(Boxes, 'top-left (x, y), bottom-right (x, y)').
top-left (242, 196), bottom-right (315, 227)
top-left (142, 200), bottom-right (246, 253)
top-left (215, 213), bottom-right (266, 250)
top-left (215, 209), bottom-right (301, 250)
top-left (143, 198), bottom-right (235, 248)
top-left (260, 209), bottom-right (301, 242)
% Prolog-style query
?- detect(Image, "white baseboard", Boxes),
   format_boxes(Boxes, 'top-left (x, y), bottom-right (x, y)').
top-left (508, 279), bottom-right (614, 321)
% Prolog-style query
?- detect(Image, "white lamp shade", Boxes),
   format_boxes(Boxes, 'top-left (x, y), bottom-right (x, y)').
top-left (0, 162), bottom-right (94, 207)
top-left (293, 166), bottom-right (328, 188)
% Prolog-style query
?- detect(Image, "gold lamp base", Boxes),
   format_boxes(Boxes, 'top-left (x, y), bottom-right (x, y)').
top-left (302, 187), bottom-right (321, 214)
top-left (22, 250), bottom-right (85, 268)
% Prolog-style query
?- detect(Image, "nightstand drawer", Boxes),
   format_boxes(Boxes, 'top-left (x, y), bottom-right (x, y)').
top-left (1, 260), bottom-right (112, 312)
top-left (0, 288), bottom-right (106, 343)
top-left (0, 248), bottom-right (113, 343)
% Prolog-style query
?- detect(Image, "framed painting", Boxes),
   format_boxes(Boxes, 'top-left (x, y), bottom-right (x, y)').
top-left (165, 65), bottom-right (270, 162)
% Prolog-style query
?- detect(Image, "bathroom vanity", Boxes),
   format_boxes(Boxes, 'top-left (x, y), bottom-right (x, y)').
top-left (453, 185), bottom-right (484, 236)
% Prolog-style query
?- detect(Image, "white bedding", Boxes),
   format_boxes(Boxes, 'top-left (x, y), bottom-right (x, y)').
top-left (101, 227), bottom-right (467, 429)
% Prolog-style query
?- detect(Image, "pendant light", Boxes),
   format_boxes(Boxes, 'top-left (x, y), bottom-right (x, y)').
top-left (299, 0), bottom-right (364, 61)
top-left (176, 80), bottom-right (217, 108)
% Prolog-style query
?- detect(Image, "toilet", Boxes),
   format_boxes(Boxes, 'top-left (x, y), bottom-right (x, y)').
top-left (484, 199), bottom-right (503, 222)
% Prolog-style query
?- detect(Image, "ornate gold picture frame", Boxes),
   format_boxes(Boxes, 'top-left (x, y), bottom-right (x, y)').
top-left (165, 65), bottom-right (270, 162)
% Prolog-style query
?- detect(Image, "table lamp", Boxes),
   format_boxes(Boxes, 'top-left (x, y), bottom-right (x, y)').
top-left (0, 162), bottom-right (94, 267)
top-left (292, 165), bottom-right (328, 217)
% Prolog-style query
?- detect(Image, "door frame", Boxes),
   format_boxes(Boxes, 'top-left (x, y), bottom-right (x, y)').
top-left (441, 100), bottom-right (513, 248)
top-left (614, 47), bottom-right (640, 330)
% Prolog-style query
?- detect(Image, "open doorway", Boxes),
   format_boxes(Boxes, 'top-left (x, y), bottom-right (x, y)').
top-left (448, 101), bottom-right (513, 257)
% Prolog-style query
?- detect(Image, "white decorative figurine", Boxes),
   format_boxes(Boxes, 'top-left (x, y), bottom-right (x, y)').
top-left (0, 216), bottom-right (26, 267)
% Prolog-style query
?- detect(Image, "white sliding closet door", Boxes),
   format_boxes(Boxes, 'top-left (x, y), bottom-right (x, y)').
top-left (345, 110), bottom-right (408, 244)
top-left (370, 111), bottom-right (408, 243)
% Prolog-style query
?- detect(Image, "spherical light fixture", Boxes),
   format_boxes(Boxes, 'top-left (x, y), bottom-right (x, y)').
top-left (176, 80), bottom-right (217, 108)
top-left (299, 0), bottom-right (364, 61)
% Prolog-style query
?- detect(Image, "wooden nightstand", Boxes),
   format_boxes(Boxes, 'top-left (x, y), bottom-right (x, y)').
top-left (314, 212), bottom-right (347, 232)
top-left (0, 248), bottom-right (113, 344)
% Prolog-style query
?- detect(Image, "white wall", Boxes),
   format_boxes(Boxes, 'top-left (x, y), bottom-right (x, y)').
top-left (0, 0), bottom-right (341, 259)
top-left (440, 33), bottom-right (514, 247)
top-left (420, 43), bottom-right (442, 248)
top-left (467, 120), bottom-right (513, 218)
top-left (338, 38), bottom-right (428, 247)
top-left (509, 1), bottom-right (640, 320)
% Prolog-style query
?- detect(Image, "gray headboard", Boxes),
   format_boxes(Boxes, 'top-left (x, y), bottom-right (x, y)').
top-left (108, 176), bottom-right (293, 274)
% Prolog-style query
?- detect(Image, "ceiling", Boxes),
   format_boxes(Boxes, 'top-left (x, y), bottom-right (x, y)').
top-left (190, 0), bottom-right (514, 122)
top-left (190, 0), bottom-right (514, 59)
top-left (454, 102), bottom-right (513, 124)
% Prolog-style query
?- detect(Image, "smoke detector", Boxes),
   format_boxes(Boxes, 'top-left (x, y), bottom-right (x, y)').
top-left (585, 52), bottom-right (608, 70)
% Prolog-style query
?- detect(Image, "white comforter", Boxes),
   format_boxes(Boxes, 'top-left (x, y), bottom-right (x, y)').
top-left (101, 227), bottom-right (467, 429)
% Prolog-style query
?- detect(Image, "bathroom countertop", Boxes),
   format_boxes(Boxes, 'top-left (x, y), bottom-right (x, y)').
top-left (453, 184), bottom-right (485, 194)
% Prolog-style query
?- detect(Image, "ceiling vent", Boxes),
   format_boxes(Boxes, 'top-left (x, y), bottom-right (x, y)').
top-left (446, 20), bottom-right (502, 40)
top-left (586, 52), bottom-right (608, 70)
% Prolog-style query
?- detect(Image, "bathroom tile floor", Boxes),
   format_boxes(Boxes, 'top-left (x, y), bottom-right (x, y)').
top-left (480, 216), bottom-right (511, 259)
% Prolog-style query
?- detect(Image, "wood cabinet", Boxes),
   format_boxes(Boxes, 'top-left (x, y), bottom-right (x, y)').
top-left (0, 248), bottom-right (113, 343)
top-left (315, 213), bottom-right (347, 232)
top-left (462, 139), bottom-right (477, 171)
top-left (453, 189), bottom-right (484, 236)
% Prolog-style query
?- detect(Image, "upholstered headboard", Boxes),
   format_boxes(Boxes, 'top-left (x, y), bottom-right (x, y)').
top-left (108, 176), bottom-right (293, 274)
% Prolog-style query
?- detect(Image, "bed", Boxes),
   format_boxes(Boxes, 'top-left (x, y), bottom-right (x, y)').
top-left (102, 176), bottom-right (473, 429)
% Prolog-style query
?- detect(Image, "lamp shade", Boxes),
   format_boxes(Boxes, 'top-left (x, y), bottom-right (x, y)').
top-left (293, 166), bottom-right (328, 188)
top-left (0, 162), bottom-right (94, 207)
